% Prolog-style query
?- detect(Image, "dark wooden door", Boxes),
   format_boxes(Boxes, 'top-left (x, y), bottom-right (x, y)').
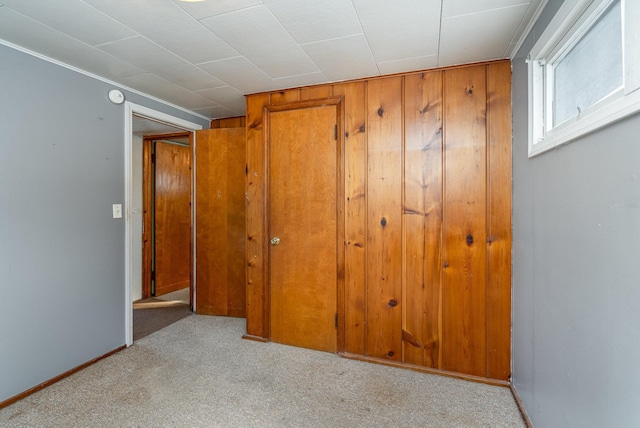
top-left (154, 140), bottom-right (191, 296)
top-left (195, 128), bottom-right (246, 316)
top-left (268, 105), bottom-right (338, 353)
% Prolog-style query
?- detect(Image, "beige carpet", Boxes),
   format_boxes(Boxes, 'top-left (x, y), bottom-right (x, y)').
top-left (0, 316), bottom-right (525, 427)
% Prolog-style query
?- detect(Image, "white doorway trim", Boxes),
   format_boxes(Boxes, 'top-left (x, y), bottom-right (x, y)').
top-left (124, 101), bottom-right (203, 346)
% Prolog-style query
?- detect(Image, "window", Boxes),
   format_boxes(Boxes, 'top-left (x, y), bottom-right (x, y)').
top-left (527, 0), bottom-right (640, 157)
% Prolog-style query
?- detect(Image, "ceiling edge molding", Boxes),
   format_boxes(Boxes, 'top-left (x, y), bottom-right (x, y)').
top-left (508, 0), bottom-right (550, 59)
top-left (0, 38), bottom-right (211, 121)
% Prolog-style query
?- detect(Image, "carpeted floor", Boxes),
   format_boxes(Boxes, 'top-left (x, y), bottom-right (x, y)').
top-left (0, 316), bottom-right (525, 427)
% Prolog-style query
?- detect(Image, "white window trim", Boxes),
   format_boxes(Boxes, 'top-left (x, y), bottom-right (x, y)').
top-left (528, 0), bottom-right (640, 157)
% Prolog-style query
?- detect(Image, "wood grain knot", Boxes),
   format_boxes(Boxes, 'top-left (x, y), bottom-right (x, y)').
top-left (466, 234), bottom-right (474, 246)
top-left (359, 124), bottom-right (366, 133)
top-left (380, 217), bottom-right (387, 227)
top-left (466, 86), bottom-right (474, 95)
top-left (443, 262), bottom-right (449, 268)
top-left (377, 107), bottom-right (384, 117)
top-left (387, 351), bottom-right (395, 357)
top-left (402, 330), bottom-right (424, 348)
top-left (248, 121), bottom-right (260, 129)
top-left (345, 131), bottom-right (349, 138)
top-left (388, 299), bottom-right (398, 307)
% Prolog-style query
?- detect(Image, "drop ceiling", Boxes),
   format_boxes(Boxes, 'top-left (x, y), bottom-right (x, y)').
top-left (0, 0), bottom-right (542, 120)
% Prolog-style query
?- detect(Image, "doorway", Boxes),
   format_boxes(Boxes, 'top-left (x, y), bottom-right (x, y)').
top-left (267, 103), bottom-right (341, 353)
top-left (125, 102), bottom-right (203, 346)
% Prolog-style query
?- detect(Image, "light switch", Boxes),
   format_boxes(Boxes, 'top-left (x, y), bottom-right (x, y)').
top-left (112, 204), bottom-right (122, 219)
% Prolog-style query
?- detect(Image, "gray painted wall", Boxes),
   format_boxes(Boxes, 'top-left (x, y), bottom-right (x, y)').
top-left (512, 1), bottom-right (640, 426)
top-left (0, 43), bottom-right (208, 403)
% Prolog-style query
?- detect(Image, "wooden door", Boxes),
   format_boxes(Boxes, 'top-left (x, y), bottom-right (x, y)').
top-left (195, 128), bottom-right (246, 316)
top-left (154, 140), bottom-right (191, 296)
top-left (268, 105), bottom-right (338, 353)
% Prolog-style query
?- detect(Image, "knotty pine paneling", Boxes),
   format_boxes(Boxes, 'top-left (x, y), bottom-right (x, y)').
top-left (403, 71), bottom-right (443, 368)
top-left (442, 65), bottom-right (488, 377)
top-left (245, 93), bottom-right (270, 340)
top-left (244, 60), bottom-right (512, 382)
top-left (365, 77), bottom-right (404, 361)
top-left (333, 81), bottom-right (367, 355)
top-left (486, 61), bottom-right (512, 380)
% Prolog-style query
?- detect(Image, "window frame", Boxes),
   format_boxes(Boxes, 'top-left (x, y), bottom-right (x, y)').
top-left (527, 0), bottom-right (640, 157)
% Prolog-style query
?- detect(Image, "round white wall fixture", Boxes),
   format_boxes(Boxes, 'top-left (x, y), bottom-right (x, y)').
top-left (108, 89), bottom-right (125, 104)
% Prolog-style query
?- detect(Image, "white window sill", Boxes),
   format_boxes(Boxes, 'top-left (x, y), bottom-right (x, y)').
top-left (529, 86), bottom-right (640, 157)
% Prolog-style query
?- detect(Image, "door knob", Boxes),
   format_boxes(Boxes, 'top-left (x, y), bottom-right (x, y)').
top-left (270, 236), bottom-right (281, 246)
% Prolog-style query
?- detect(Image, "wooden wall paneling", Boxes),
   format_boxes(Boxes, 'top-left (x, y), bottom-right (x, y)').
top-left (403, 71), bottom-right (444, 368)
top-left (226, 128), bottom-right (248, 317)
top-left (301, 86), bottom-right (332, 101)
top-left (211, 116), bottom-right (246, 129)
top-left (244, 61), bottom-right (512, 382)
top-left (334, 81), bottom-right (367, 355)
top-left (366, 76), bottom-right (404, 361)
top-left (270, 89), bottom-right (300, 105)
top-left (195, 130), bottom-right (229, 314)
top-left (442, 66), bottom-right (488, 377)
top-left (486, 62), bottom-right (512, 380)
top-left (245, 94), bottom-right (270, 339)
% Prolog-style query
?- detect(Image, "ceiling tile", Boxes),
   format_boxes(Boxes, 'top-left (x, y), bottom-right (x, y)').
top-left (133, 116), bottom-right (186, 135)
top-left (197, 56), bottom-right (279, 94)
top-left (147, 27), bottom-right (238, 65)
top-left (192, 105), bottom-right (240, 119)
top-left (117, 73), bottom-right (219, 109)
top-left (352, 0), bottom-right (441, 62)
top-left (173, 0), bottom-right (263, 20)
top-left (274, 72), bottom-right (328, 89)
top-left (195, 86), bottom-right (246, 112)
top-left (0, 8), bottom-right (144, 80)
top-left (263, 0), bottom-right (361, 44)
top-left (1, 0), bottom-right (135, 46)
top-left (442, 0), bottom-right (531, 18)
top-left (201, 5), bottom-right (318, 78)
top-left (85, 0), bottom-right (239, 64)
top-left (302, 34), bottom-right (379, 82)
top-left (97, 36), bottom-right (226, 91)
top-left (377, 55), bottom-right (438, 75)
top-left (506, 0), bottom-right (543, 56)
top-left (438, 3), bottom-right (530, 66)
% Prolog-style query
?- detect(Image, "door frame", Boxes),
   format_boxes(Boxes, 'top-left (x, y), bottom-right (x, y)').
top-left (263, 97), bottom-right (346, 351)
top-left (124, 102), bottom-right (202, 346)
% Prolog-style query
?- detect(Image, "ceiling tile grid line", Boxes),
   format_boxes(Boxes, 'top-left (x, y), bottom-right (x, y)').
top-left (200, 4), bottom-right (322, 79)
top-left (83, 0), bottom-right (242, 64)
top-left (0, 0), bottom-right (541, 119)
